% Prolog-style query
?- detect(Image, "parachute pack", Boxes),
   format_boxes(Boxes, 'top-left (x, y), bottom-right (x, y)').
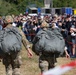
top-left (32, 28), bottom-right (65, 56)
top-left (0, 26), bottom-right (22, 57)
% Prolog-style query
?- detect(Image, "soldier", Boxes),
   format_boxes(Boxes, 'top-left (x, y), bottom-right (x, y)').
top-left (2, 15), bottom-right (33, 75)
top-left (32, 21), bottom-right (65, 73)
top-left (38, 21), bottom-right (56, 73)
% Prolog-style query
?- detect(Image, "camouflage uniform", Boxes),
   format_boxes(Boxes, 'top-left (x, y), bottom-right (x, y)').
top-left (39, 53), bottom-right (57, 73)
top-left (2, 15), bottom-right (31, 75)
top-left (3, 52), bottom-right (21, 75)
top-left (38, 21), bottom-right (57, 73)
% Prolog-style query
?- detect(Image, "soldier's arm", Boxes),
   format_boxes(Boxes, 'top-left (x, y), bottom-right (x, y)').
top-left (18, 28), bottom-right (33, 57)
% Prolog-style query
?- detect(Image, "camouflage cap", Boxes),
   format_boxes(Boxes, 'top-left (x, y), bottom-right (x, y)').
top-left (5, 15), bottom-right (13, 23)
top-left (41, 21), bottom-right (49, 28)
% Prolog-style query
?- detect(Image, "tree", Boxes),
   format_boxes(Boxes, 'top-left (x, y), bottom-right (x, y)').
top-left (53, 0), bottom-right (76, 8)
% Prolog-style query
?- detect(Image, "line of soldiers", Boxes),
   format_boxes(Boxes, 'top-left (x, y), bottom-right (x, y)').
top-left (0, 15), bottom-right (69, 75)
top-left (0, 15), bottom-right (33, 75)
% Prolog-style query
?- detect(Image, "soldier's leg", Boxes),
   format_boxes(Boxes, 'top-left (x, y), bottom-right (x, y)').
top-left (48, 57), bottom-right (55, 69)
top-left (5, 65), bottom-right (12, 75)
top-left (2, 56), bottom-right (12, 75)
top-left (39, 55), bottom-right (48, 73)
top-left (48, 56), bottom-right (57, 69)
top-left (11, 52), bottom-right (22, 75)
top-left (12, 68), bottom-right (20, 75)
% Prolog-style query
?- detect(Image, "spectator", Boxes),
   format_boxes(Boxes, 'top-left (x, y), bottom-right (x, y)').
top-left (64, 15), bottom-right (72, 56)
top-left (70, 21), bottom-right (76, 58)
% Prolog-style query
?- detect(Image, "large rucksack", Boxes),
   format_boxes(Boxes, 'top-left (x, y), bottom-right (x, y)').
top-left (32, 28), bottom-right (65, 56)
top-left (0, 26), bottom-right (22, 57)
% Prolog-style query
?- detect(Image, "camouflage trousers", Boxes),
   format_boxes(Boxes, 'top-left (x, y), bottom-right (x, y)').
top-left (39, 53), bottom-right (57, 73)
top-left (2, 51), bottom-right (22, 75)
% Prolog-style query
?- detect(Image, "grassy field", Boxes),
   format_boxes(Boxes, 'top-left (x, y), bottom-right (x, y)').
top-left (0, 45), bottom-right (76, 75)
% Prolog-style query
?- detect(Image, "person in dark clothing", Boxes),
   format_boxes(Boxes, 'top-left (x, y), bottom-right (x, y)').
top-left (23, 20), bottom-right (32, 42)
top-left (64, 16), bottom-right (72, 57)
top-left (16, 17), bottom-right (23, 30)
top-left (70, 21), bottom-right (76, 58)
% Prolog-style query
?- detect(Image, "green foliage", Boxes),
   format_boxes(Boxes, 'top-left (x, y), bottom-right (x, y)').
top-left (0, 0), bottom-right (44, 16)
top-left (53, 0), bottom-right (76, 8)
top-left (1, 0), bottom-right (76, 16)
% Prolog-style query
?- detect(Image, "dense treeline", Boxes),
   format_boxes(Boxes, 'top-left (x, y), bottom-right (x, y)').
top-left (0, 0), bottom-right (44, 15)
top-left (53, 0), bottom-right (76, 8)
top-left (0, 0), bottom-right (76, 15)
